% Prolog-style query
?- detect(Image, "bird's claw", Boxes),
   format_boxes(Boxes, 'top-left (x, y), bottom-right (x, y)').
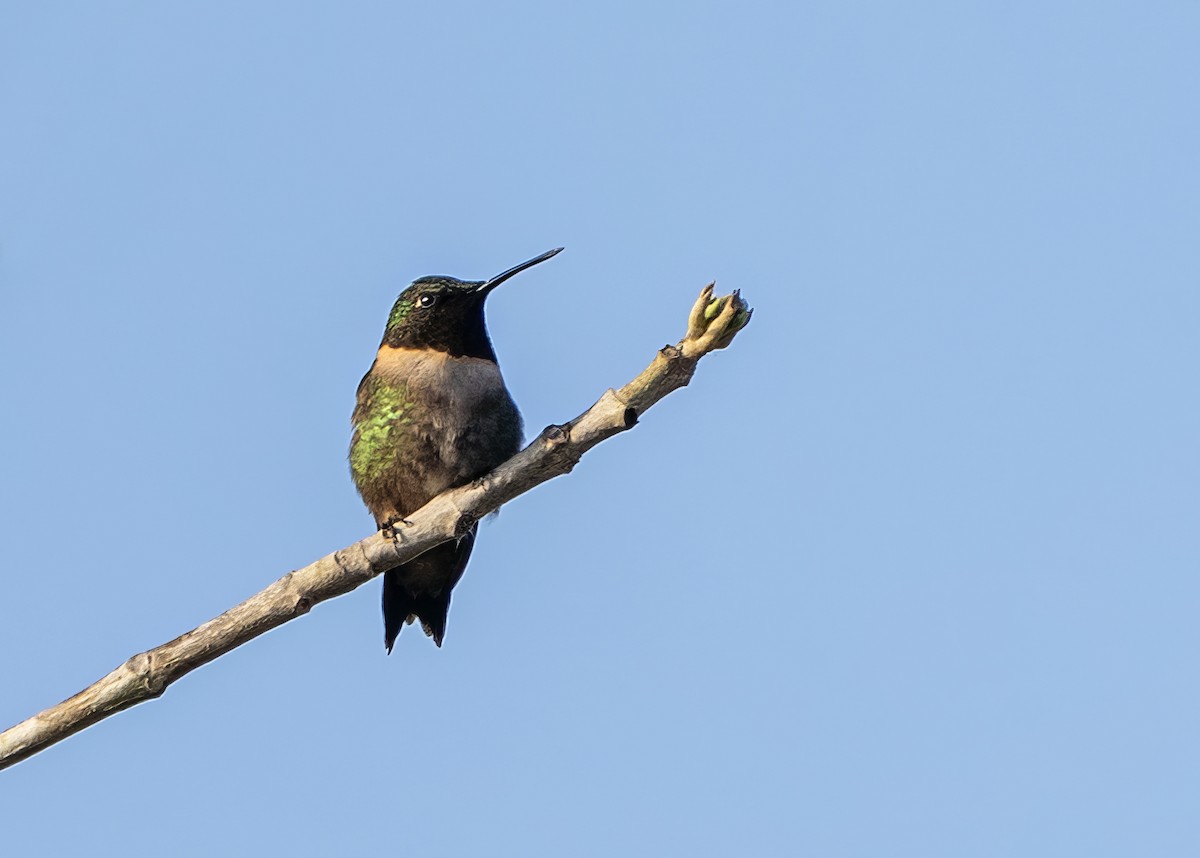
top-left (380, 516), bottom-right (413, 542)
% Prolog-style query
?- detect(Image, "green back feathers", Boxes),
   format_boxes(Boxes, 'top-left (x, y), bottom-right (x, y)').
top-left (350, 376), bottom-right (414, 484)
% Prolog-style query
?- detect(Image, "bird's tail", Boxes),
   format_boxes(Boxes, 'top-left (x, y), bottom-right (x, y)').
top-left (382, 530), bottom-right (476, 652)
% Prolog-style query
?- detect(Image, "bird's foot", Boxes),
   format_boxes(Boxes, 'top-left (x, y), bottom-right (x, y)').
top-left (380, 516), bottom-right (413, 542)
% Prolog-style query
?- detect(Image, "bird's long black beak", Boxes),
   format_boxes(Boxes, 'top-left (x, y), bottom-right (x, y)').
top-left (478, 247), bottom-right (564, 294)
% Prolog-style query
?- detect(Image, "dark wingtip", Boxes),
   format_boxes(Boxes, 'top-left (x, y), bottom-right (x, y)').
top-left (421, 616), bottom-right (448, 648)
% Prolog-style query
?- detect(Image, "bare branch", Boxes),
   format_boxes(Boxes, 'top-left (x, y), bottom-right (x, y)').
top-left (0, 285), bottom-right (752, 771)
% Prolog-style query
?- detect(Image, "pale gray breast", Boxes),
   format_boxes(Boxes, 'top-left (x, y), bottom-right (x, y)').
top-left (387, 345), bottom-right (502, 401)
top-left (373, 345), bottom-right (504, 397)
top-left (373, 346), bottom-right (516, 493)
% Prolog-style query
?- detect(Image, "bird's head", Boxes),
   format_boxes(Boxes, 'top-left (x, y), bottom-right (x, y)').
top-left (380, 247), bottom-right (563, 359)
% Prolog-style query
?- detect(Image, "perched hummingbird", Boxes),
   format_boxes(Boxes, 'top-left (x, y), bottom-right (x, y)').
top-left (350, 247), bottom-right (563, 651)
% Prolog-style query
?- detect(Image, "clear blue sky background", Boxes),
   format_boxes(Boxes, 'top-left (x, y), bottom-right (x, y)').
top-left (2, 3), bottom-right (1198, 855)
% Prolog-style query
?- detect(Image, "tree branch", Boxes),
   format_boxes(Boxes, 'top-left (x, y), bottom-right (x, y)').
top-left (0, 284), bottom-right (752, 771)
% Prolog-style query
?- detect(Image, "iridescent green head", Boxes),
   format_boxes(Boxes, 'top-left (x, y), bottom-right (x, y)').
top-left (380, 247), bottom-right (563, 359)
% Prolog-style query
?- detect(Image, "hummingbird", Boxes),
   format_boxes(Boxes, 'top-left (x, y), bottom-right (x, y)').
top-left (350, 247), bottom-right (563, 652)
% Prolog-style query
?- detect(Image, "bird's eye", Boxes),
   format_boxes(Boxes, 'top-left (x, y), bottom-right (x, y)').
top-left (418, 294), bottom-right (438, 308)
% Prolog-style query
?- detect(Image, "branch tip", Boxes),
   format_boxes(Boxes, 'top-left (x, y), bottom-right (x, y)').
top-left (686, 283), bottom-right (717, 339)
top-left (683, 284), bottom-right (752, 355)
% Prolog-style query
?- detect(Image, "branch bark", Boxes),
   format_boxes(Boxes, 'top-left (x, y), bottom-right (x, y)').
top-left (0, 284), bottom-right (752, 771)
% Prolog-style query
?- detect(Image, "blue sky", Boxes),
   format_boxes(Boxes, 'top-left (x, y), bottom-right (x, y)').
top-left (2, 2), bottom-right (1198, 855)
